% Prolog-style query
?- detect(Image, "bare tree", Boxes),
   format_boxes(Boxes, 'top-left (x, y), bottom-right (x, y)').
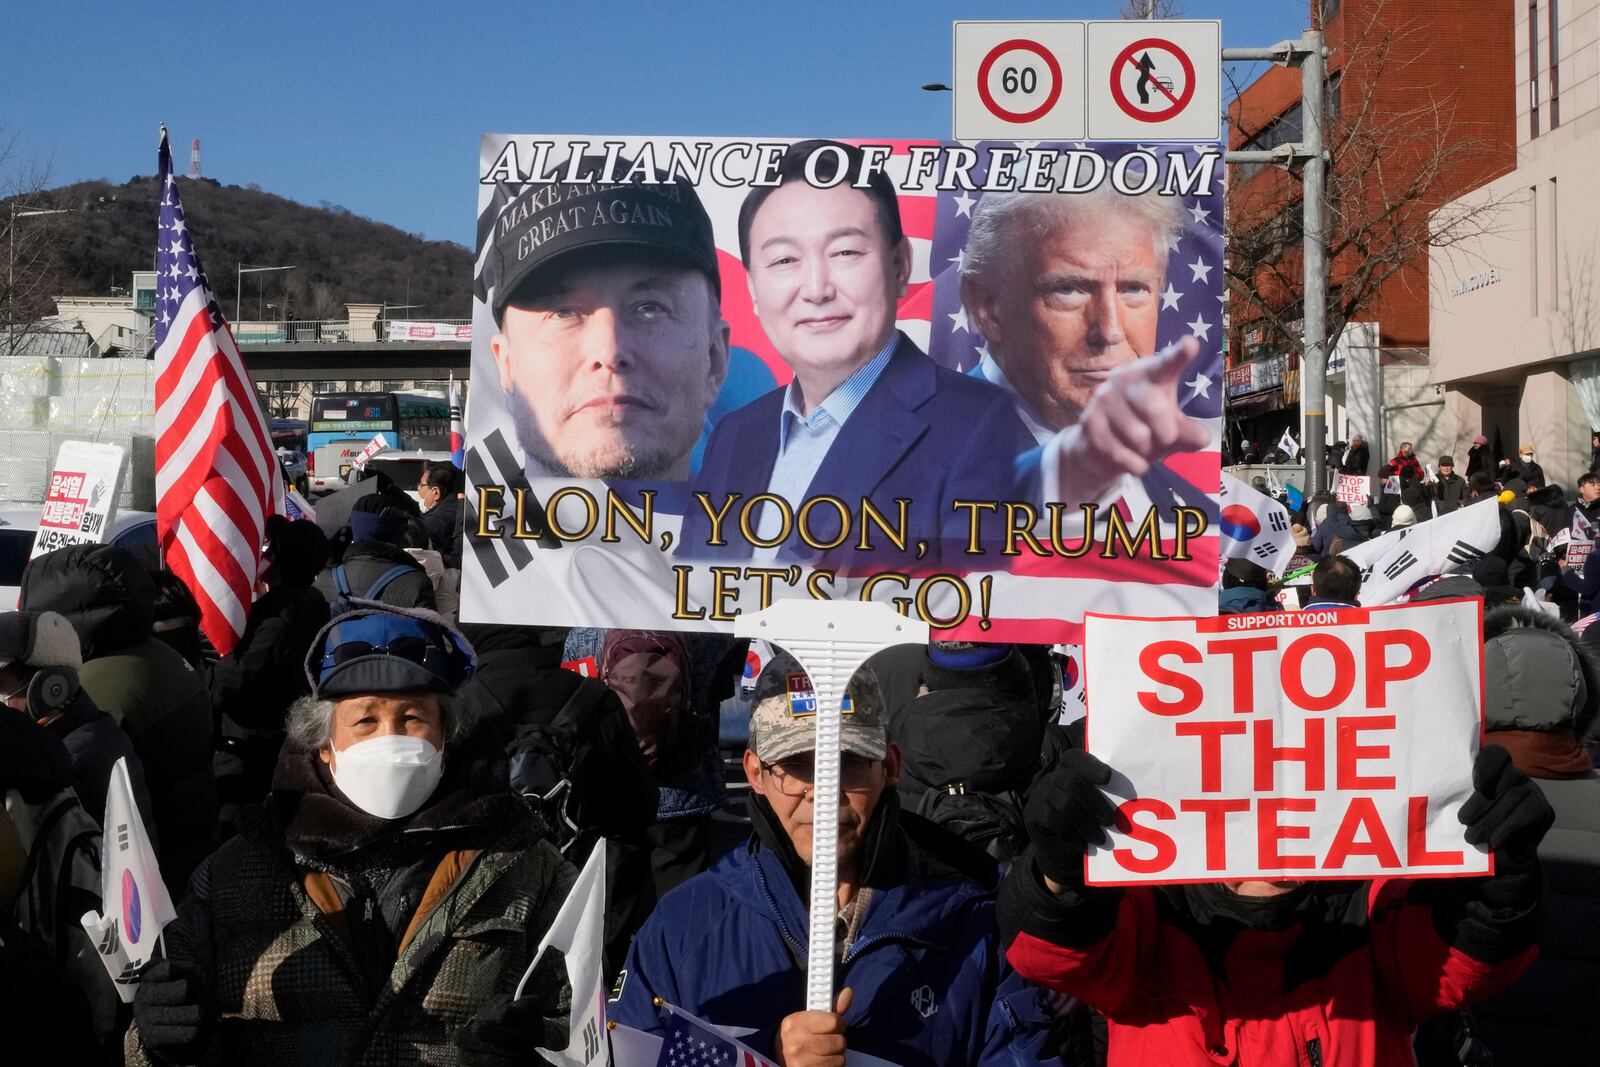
top-left (263, 380), bottom-right (310, 420)
top-left (1224, 1), bottom-right (1513, 362)
top-left (0, 127), bottom-right (70, 353)
top-left (1117, 0), bottom-right (1186, 16)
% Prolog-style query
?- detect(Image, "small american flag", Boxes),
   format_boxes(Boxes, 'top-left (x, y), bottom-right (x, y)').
top-left (152, 128), bottom-right (281, 654)
top-left (654, 1004), bottom-right (777, 1067)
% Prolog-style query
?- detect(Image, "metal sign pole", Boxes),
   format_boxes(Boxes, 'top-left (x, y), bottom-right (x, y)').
top-left (735, 601), bottom-right (929, 1012)
top-left (1221, 30), bottom-right (1330, 498)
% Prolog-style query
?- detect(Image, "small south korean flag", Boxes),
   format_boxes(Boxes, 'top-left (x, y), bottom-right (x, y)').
top-left (1219, 472), bottom-right (1298, 577)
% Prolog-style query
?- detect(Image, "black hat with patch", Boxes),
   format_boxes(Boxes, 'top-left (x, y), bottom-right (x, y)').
top-left (484, 152), bottom-right (720, 321)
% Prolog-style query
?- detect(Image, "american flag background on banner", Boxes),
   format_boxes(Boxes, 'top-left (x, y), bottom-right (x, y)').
top-left (153, 128), bottom-right (281, 654)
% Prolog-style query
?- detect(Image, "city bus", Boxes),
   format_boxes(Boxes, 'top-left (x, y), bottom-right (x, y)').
top-left (305, 391), bottom-right (450, 492)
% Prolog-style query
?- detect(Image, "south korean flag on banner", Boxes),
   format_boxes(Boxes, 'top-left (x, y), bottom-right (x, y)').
top-left (1341, 496), bottom-right (1503, 606)
top-left (1219, 473), bottom-right (1297, 576)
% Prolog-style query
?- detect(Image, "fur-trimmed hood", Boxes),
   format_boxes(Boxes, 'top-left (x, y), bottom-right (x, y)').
top-left (1483, 606), bottom-right (1600, 743)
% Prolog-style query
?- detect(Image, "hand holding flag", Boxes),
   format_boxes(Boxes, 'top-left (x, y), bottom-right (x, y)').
top-left (80, 757), bottom-right (176, 1003)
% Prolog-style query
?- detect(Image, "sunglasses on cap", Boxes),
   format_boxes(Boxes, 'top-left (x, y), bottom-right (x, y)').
top-left (321, 635), bottom-right (456, 674)
top-left (315, 612), bottom-right (474, 686)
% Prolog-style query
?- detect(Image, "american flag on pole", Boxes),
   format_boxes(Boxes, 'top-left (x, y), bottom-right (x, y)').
top-left (653, 1004), bottom-right (777, 1067)
top-left (152, 128), bottom-right (281, 654)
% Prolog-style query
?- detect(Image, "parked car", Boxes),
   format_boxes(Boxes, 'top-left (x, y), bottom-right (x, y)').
top-left (276, 447), bottom-right (310, 496)
top-left (352, 450), bottom-right (454, 505)
top-left (0, 505), bottom-right (160, 610)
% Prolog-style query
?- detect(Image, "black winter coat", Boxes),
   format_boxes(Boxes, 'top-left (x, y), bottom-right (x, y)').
top-left (211, 583), bottom-right (331, 812)
top-left (1340, 443), bottom-right (1369, 474)
top-left (1467, 444), bottom-right (1492, 478)
top-left (314, 540), bottom-right (436, 610)
top-left (458, 633), bottom-right (657, 840)
top-left (19, 543), bottom-right (216, 887)
top-left (420, 497), bottom-right (463, 570)
top-left (1433, 473), bottom-right (1467, 514)
top-left (46, 688), bottom-right (155, 838)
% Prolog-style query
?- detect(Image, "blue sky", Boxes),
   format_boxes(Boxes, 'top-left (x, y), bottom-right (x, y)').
top-left (1, 1), bottom-right (1308, 246)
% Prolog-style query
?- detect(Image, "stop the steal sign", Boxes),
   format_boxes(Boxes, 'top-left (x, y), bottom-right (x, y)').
top-left (1084, 600), bottom-right (1489, 885)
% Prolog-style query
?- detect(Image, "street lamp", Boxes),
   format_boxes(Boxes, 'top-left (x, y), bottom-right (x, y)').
top-left (235, 263), bottom-right (296, 321)
top-left (6, 203), bottom-right (76, 355)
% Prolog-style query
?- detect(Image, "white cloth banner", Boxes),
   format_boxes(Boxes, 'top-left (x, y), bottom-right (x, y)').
top-left (1083, 601), bottom-right (1488, 884)
top-left (349, 434), bottom-right (387, 473)
top-left (1341, 497), bottom-right (1502, 606)
top-left (386, 320), bottom-right (473, 341)
top-left (1571, 511), bottom-right (1594, 574)
top-left (80, 758), bottom-right (176, 1003)
top-left (1334, 473), bottom-right (1369, 506)
top-left (1219, 473), bottom-right (1297, 576)
top-left (525, 841), bottom-right (608, 1066)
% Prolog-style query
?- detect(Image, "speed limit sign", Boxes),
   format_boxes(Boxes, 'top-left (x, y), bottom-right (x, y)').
top-left (954, 22), bottom-right (1086, 140)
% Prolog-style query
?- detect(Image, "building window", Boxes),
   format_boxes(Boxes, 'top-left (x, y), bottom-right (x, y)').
top-left (1238, 102), bottom-right (1303, 181)
top-left (1550, 0), bottom-right (1561, 128)
top-left (1322, 0), bottom-right (1340, 21)
top-left (1530, 1), bottom-right (1541, 138)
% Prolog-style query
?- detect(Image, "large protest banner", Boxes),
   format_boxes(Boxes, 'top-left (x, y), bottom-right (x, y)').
top-left (460, 136), bottom-right (1224, 641)
top-left (1083, 600), bottom-right (1488, 884)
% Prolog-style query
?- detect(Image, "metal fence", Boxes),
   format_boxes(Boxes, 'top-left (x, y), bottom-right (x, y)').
top-left (127, 317), bottom-right (472, 353)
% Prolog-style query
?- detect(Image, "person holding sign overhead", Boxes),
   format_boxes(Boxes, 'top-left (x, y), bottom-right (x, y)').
top-left (997, 697), bottom-right (1554, 1061)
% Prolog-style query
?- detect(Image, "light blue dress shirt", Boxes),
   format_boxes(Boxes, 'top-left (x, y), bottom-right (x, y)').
top-left (753, 333), bottom-right (900, 550)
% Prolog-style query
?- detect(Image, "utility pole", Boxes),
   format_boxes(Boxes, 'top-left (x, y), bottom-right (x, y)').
top-left (235, 263), bottom-right (296, 322)
top-left (1221, 29), bottom-right (1330, 497)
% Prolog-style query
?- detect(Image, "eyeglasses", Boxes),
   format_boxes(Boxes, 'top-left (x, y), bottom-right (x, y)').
top-left (321, 636), bottom-right (450, 676)
top-left (760, 755), bottom-right (881, 798)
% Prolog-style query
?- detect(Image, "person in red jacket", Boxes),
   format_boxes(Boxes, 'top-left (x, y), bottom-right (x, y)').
top-left (1389, 441), bottom-right (1427, 483)
top-left (999, 747), bottom-right (1552, 1067)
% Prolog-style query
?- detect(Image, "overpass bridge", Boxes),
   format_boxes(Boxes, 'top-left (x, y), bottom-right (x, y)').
top-left (240, 339), bottom-right (470, 383)
top-left (232, 316), bottom-right (472, 383)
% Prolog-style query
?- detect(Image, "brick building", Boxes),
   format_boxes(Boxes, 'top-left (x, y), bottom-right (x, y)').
top-left (1225, 0), bottom-right (1516, 471)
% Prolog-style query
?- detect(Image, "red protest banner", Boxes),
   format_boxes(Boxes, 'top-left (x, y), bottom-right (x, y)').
top-left (1083, 600), bottom-right (1489, 885)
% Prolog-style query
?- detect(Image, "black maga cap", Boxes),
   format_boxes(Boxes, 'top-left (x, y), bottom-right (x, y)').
top-left (486, 154), bottom-right (719, 318)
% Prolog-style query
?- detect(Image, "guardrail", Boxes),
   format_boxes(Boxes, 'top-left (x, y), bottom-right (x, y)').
top-left (130, 317), bottom-right (473, 353)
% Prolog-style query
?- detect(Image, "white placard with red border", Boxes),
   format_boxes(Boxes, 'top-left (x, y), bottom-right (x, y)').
top-left (953, 21), bottom-right (1087, 141)
top-left (30, 440), bottom-right (126, 560)
top-left (1083, 600), bottom-right (1489, 885)
top-left (1334, 472), bottom-right (1370, 506)
top-left (1085, 21), bottom-right (1222, 141)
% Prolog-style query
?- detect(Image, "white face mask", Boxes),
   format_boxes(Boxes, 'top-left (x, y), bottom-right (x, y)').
top-left (329, 734), bottom-right (444, 820)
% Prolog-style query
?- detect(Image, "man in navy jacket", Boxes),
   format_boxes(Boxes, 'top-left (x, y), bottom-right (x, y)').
top-left (681, 140), bottom-right (1033, 567)
top-left (611, 653), bottom-right (1060, 1066)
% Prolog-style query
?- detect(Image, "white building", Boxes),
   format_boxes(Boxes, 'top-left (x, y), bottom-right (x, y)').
top-left (1430, 0), bottom-right (1600, 485)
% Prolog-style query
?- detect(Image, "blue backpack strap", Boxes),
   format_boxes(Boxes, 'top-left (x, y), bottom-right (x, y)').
top-left (332, 564), bottom-right (352, 597)
top-left (364, 563), bottom-right (420, 601)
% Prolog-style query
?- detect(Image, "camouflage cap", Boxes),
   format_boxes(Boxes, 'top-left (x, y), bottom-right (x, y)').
top-left (747, 651), bottom-right (887, 764)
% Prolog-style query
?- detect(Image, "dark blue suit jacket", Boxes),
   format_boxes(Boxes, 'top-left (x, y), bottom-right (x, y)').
top-left (681, 335), bottom-right (1035, 565)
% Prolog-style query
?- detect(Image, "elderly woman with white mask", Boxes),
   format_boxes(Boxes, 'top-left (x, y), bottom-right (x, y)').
top-left (126, 604), bottom-right (577, 1067)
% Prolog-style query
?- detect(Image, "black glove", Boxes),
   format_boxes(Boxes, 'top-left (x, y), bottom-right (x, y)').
top-left (1458, 744), bottom-right (1555, 867)
top-left (455, 992), bottom-right (569, 1065)
top-left (1023, 749), bottom-right (1118, 887)
top-left (132, 958), bottom-right (214, 1066)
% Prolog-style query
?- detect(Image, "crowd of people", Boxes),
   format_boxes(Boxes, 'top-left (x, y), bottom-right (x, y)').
top-left (0, 449), bottom-right (1595, 1067)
